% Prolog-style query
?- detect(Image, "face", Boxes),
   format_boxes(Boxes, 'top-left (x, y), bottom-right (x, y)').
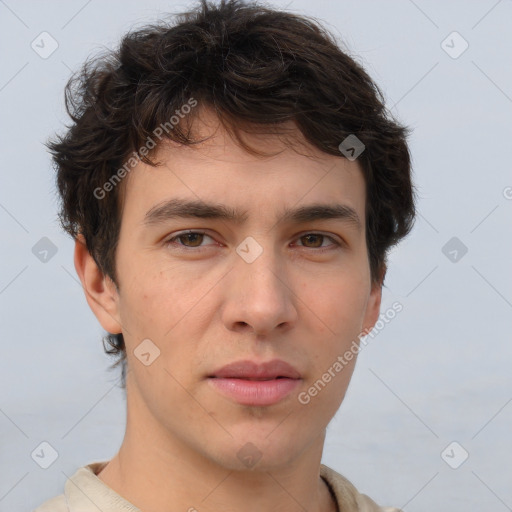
top-left (86, 109), bottom-right (382, 471)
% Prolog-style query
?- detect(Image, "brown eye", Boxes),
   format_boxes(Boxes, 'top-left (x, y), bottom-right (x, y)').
top-left (177, 232), bottom-right (205, 247)
top-left (296, 233), bottom-right (338, 249)
top-left (299, 234), bottom-right (324, 248)
top-left (165, 230), bottom-right (214, 250)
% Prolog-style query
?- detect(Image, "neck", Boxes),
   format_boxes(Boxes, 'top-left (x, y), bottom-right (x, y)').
top-left (100, 460), bottom-right (336, 512)
top-left (99, 434), bottom-right (336, 512)
top-left (97, 373), bottom-right (337, 512)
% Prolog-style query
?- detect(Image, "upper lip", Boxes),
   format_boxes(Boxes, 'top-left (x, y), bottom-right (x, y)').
top-left (209, 359), bottom-right (301, 380)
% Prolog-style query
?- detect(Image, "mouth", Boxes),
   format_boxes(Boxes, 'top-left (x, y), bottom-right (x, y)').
top-left (226, 376), bottom-right (288, 380)
top-left (207, 359), bottom-right (302, 406)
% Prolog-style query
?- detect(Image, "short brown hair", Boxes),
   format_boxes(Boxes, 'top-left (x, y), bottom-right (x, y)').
top-left (47, 0), bottom-right (416, 388)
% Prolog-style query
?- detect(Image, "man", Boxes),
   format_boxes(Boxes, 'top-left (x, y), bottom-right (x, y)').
top-left (35, 0), bottom-right (415, 510)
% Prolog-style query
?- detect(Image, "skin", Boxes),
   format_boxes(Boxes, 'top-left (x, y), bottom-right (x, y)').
top-left (74, 107), bottom-right (383, 512)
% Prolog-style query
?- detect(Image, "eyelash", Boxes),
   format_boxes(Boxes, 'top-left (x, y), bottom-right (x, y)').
top-left (164, 230), bottom-right (343, 253)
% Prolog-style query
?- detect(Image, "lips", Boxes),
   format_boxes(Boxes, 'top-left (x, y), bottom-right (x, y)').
top-left (208, 359), bottom-right (301, 406)
top-left (209, 359), bottom-right (301, 380)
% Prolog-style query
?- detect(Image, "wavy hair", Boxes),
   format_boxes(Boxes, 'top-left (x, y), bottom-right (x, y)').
top-left (47, 0), bottom-right (416, 388)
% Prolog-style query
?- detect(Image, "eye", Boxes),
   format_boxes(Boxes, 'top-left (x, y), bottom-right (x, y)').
top-left (164, 230), bottom-right (215, 250)
top-left (164, 230), bottom-right (342, 252)
top-left (294, 233), bottom-right (341, 250)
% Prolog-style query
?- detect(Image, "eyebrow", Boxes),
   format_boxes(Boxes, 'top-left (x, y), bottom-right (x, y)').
top-left (143, 198), bottom-right (362, 232)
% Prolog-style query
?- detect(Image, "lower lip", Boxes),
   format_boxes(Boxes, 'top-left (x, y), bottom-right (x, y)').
top-left (208, 377), bottom-right (300, 406)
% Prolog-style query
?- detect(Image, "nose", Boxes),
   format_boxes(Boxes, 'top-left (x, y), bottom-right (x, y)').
top-left (220, 244), bottom-right (298, 337)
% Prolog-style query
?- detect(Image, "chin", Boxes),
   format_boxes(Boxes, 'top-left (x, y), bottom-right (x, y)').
top-left (206, 429), bottom-right (310, 473)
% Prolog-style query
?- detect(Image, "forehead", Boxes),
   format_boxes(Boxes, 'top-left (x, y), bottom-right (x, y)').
top-left (120, 109), bottom-right (367, 225)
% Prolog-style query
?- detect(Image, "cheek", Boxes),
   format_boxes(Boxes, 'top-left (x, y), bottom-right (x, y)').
top-left (117, 260), bottom-right (216, 351)
top-left (114, 268), bottom-right (167, 354)
top-left (118, 256), bottom-right (178, 313)
top-left (304, 269), bottom-right (369, 337)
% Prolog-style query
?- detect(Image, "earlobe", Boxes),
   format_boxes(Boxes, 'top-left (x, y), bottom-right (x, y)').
top-left (361, 267), bottom-right (385, 337)
top-left (74, 235), bottom-right (123, 334)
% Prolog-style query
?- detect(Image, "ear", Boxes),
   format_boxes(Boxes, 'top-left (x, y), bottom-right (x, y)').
top-left (74, 235), bottom-right (122, 334)
top-left (360, 265), bottom-right (385, 337)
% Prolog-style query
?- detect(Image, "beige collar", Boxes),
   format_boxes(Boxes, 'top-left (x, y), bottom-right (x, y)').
top-left (61, 461), bottom-right (399, 512)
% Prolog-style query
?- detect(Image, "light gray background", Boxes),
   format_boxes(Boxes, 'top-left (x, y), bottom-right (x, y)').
top-left (1, 0), bottom-right (511, 511)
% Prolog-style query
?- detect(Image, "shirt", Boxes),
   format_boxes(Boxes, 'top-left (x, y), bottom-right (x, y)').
top-left (32, 461), bottom-right (402, 512)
